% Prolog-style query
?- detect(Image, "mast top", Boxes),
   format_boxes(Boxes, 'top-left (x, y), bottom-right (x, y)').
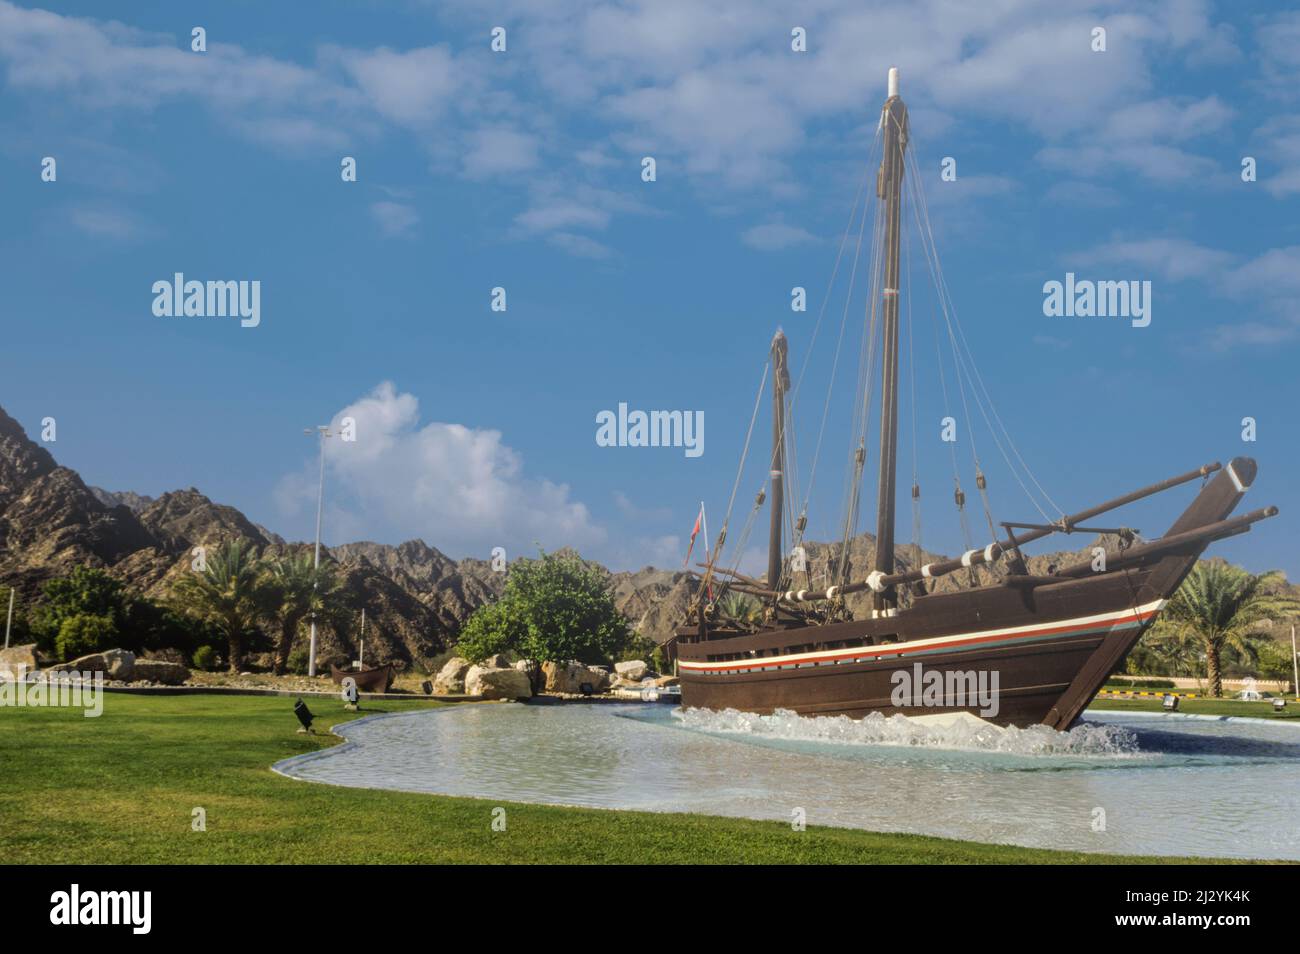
top-left (887, 66), bottom-right (900, 99)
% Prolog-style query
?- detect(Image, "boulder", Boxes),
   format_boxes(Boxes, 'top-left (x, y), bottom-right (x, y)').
top-left (543, 660), bottom-right (611, 694)
top-left (653, 675), bottom-right (679, 688)
top-left (464, 665), bottom-right (532, 700)
top-left (432, 656), bottom-right (472, 695)
top-left (0, 643), bottom-right (39, 676)
top-left (513, 660), bottom-right (530, 671)
top-left (614, 660), bottom-right (648, 681)
top-left (50, 648), bottom-right (136, 681)
top-left (480, 653), bottom-right (512, 669)
top-left (129, 659), bottom-right (190, 685)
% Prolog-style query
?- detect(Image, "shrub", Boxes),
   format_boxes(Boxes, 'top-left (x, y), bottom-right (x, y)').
top-left (55, 613), bottom-right (117, 661)
top-left (286, 644), bottom-right (310, 675)
top-left (192, 646), bottom-right (218, 671)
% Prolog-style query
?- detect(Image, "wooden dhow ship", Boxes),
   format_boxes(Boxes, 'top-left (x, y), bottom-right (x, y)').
top-left (667, 69), bottom-right (1277, 730)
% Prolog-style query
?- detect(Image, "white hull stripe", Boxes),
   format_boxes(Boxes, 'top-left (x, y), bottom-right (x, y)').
top-left (680, 599), bottom-right (1166, 673)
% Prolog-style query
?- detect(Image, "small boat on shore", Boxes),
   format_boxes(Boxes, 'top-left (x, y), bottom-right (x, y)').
top-left (330, 663), bottom-right (394, 694)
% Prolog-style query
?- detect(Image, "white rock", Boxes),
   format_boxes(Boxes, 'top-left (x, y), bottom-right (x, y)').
top-left (614, 660), bottom-right (648, 681)
top-left (542, 660), bottom-right (611, 694)
top-left (464, 665), bottom-right (532, 700)
top-left (432, 656), bottom-right (472, 695)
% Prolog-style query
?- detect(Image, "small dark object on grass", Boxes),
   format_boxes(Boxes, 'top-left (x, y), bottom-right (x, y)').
top-left (294, 698), bottom-right (315, 733)
top-left (579, 682), bottom-right (594, 697)
top-left (421, 680), bottom-right (433, 695)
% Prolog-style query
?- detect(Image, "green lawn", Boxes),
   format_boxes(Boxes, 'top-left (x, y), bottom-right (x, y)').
top-left (1090, 696), bottom-right (1300, 719)
top-left (0, 693), bottom-right (1256, 864)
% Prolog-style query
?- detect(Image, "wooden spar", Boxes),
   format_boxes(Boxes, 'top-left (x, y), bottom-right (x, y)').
top-left (779, 460), bottom-right (1226, 602)
top-left (767, 331), bottom-right (789, 593)
top-left (872, 68), bottom-right (908, 613)
top-left (1051, 507), bottom-right (1277, 579)
top-left (695, 563), bottom-right (768, 589)
top-left (999, 462), bottom-right (1220, 551)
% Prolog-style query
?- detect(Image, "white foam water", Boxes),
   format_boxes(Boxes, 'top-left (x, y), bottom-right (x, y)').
top-left (674, 706), bottom-right (1140, 757)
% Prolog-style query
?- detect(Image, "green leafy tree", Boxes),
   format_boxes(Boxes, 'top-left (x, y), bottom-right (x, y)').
top-left (455, 551), bottom-right (630, 690)
top-left (1256, 639), bottom-right (1296, 685)
top-left (1151, 563), bottom-right (1298, 697)
top-left (55, 613), bottom-right (117, 661)
top-left (171, 539), bottom-right (263, 673)
top-left (30, 566), bottom-right (126, 652)
top-left (260, 551), bottom-right (343, 675)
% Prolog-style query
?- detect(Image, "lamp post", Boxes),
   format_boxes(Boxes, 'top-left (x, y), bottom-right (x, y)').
top-left (3, 587), bottom-right (13, 655)
top-left (304, 425), bottom-right (333, 677)
top-left (1291, 624), bottom-right (1298, 702)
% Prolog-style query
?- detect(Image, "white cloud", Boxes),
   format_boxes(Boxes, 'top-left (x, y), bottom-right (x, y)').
top-left (369, 201), bottom-right (419, 238)
top-left (275, 382), bottom-right (605, 558)
top-left (1073, 237), bottom-right (1236, 283)
top-left (547, 232), bottom-right (613, 259)
top-left (462, 126), bottom-right (540, 178)
top-left (741, 222), bottom-right (817, 251)
top-left (1072, 237), bottom-right (1300, 347)
top-left (336, 45), bottom-right (462, 127)
top-left (66, 203), bottom-right (147, 240)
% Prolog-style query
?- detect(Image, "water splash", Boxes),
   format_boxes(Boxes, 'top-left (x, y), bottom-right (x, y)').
top-left (674, 706), bottom-right (1140, 757)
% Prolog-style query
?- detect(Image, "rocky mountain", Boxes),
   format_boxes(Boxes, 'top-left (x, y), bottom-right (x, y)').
top-left (89, 487), bottom-right (155, 513)
top-left (6, 402), bottom-right (1282, 670)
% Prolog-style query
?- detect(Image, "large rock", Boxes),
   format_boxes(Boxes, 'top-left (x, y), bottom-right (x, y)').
top-left (543, 660), bottom-right (611, 694)
top-left (432, 656), bottom-right (472, 695)
top-left (614, 660), bottom-right (648, 681)
top-left (0, 642), bottom-right (39, 675)
top-left (129, 659), bottom-right (190, 685)
top-left (464, 665), bottom-right (532, 700)
top-left (51, 648), bottom-right (136, 680)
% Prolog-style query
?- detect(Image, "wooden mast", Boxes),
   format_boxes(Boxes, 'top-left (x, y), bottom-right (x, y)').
top-left (872, 67), bottom-right (909, 614)
top-left (767, 330), bottom-right (790, 592)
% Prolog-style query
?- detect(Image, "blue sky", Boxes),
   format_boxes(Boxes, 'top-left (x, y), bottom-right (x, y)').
top-left (1, 0), bottom-right (1296, 578)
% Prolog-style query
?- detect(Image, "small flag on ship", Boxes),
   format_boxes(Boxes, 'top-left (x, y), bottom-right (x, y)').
top-left (683, 501), bottom-right (705, 569)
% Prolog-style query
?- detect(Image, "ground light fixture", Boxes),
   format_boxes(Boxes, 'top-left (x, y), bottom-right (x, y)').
top-left (294, 697), bottom-right (315, 733)
top-left (1273, 698), bottom-right (1287, 712)
top-left (1162, 694), bottom-right (1179, 711)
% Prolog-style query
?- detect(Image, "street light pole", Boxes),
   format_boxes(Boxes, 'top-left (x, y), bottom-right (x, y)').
top-left (3, 587), bottom-right (13, 655)
top-left (1291, 624), bottom-right (1298, 702)
top-left (305, 425), bottom-right (332, 677)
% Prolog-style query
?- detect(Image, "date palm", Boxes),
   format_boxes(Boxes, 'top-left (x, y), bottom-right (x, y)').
top-left (261, 551), bottom-right (343, 675)
top-left (171, 539), bottom-right (262, 673)
top-left (1153, 562), bottom-right (1297, 697)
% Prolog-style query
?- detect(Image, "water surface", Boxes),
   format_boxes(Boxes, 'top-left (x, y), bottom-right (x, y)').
top-left (275, 702), bottom-right (1300, 859)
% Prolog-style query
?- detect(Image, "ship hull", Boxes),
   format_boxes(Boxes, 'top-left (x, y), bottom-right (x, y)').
top-left (676, 591), bottom-right (1161, 729)
top-left (673, 458), bottom-right (1262, 731)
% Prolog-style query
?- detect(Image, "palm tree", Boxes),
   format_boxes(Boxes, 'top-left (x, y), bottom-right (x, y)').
top-left (171, 539), bottom-right (263, 673)
top-left (1151, 562), bottom-right (1297, 697)
top-left (718, 592), bottom-right (762, 626)
top-left (261, 551), bottom-right (342, 675)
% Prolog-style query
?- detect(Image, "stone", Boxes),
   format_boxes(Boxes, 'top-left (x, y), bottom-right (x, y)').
top-left (653, 675), bottom-right (679, 688)
top-left (513, 660), bottom-right (530, 671)
top-left (50, 648), bottom-right (136, 681)
top-left (464, 665), bottom-right (532, 700)
top-left (129, 659), bottom-right (190, 685)
top-left (432, 656), bottom-right (472, 695)
top-left (480, 653), bottom-right (511, 669)
top-left (614, 659), bottom-right (648, 681)
top-left (542, 660), bottom-right (611, 694)
top-left (0, 643), bottom-right (40, 675)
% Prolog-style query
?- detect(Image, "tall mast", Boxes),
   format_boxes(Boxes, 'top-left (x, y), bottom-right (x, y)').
top-left (872, 67), bottom-right (909, 614)
top-left (767, 330), bottom-right (790, 593)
